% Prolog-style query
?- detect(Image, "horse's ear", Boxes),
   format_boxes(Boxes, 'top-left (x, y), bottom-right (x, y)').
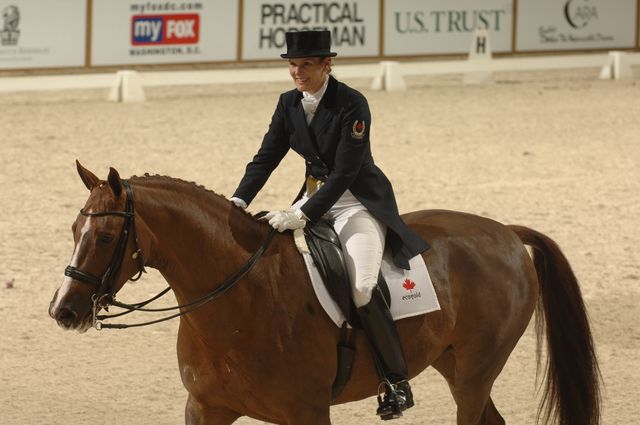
top-left (76, 160), bottom-right (100, 191)
top-left (107, 167), bottom-right (123, 199)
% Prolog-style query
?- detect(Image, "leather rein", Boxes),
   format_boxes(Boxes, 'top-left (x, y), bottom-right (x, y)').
top-left (64, 181), bottom-right (276, 330)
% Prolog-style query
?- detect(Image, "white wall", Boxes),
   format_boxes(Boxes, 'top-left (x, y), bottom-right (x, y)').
top-left (0, 0), bottom-right (86, 69)
top-left (0, 0), bottom-right (638, 70)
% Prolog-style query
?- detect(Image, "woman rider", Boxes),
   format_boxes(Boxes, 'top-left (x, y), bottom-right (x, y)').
top-left (229, 30), bottom-right (429, 420)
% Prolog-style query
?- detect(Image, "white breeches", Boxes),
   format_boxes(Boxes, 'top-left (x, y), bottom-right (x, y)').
top-left (292, 190), bottom-right (386, 307)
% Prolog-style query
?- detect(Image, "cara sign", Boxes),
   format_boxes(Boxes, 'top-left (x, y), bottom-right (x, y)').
top-left (516, 0), bottom-right (637, 51)
top-left (242, 0), bottom-right (380, 60)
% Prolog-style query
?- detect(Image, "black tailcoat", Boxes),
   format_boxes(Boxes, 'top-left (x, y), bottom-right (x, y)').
top-left (233, 76), bottom-right (429, 269)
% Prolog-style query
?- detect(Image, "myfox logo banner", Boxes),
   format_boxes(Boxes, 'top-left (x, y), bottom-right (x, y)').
top-left (242, 0), bottom-right (379, 60)
top-left (91, 0), bottom-right (237, 66)
top-left (516, 0), bottom-right (636, 51)
top-left (131, 14), bottom-right (199, 45)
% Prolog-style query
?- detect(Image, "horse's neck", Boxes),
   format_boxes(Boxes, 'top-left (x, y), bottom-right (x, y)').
top-left (131, 180), bottom-right (321, 372)
top-left (134, 181), bottom-right (272, 310)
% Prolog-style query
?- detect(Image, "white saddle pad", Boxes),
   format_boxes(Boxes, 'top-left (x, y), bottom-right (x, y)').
top-left (295, 230), bottom-right (441, 327)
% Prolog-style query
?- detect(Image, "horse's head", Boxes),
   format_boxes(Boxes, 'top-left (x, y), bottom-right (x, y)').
top-left (49, 161), bottom-right (146, 332)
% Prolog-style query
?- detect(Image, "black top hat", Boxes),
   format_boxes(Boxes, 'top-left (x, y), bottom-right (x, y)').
top-left (280, 30), bottom-right (338, 59)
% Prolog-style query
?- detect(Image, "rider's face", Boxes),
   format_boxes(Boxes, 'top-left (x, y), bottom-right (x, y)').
top-left (288, 57), bottom-right (330, 93)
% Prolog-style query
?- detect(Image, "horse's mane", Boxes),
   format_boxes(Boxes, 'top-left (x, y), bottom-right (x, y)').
top-left (128, 173), bottom-right (266, 225)
top-left (130, 173), bottom-right (224, 198)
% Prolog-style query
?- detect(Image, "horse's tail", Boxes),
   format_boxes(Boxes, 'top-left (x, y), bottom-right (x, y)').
top-left (508, 225), bottom-right (601, 425)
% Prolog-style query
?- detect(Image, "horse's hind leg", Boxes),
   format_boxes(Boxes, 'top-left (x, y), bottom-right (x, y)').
top-left (432, 350), bottom-right (505, 425)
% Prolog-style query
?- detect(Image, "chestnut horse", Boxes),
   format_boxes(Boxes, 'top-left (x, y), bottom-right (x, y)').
top-left (49, 162), bottom-right (600, 425)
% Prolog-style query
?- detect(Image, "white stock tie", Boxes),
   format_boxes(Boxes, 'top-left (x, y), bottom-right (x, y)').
top-left (301, 76), bottom-right (329, 125)
top-left (301, 93), bottom-right (320, 124)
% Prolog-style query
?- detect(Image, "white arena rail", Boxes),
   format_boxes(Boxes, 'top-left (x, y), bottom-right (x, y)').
top-left (0, 52), bottom-right (638, 94)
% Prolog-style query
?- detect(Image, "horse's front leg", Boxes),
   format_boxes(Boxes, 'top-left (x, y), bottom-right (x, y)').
top-left (185, 395), bottom-right (240, 425)
top-left (283, 405), bottom-right (332, 425)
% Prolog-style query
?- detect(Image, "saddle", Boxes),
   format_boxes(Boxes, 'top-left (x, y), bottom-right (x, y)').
top-left (304, 219), bottom-right (392, 325)
top-left (303, 219), bottom-right (391, 400)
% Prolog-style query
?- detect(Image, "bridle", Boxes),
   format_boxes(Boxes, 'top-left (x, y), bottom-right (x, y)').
top-left (64, 181), bottom-right (146, 307)
top-left (63, 180), bottom-right (275, 330)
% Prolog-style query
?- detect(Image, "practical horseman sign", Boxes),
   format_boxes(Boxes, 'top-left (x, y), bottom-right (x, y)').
top-left (242, 0), bottom-right (379, 60)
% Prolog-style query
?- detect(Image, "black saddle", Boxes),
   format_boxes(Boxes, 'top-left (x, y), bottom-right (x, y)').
top-left (304, 219), bottom-right (391, 327)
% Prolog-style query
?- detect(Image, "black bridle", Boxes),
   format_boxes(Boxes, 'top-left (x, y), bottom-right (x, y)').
top-left (64, 181), bottom-right (276, 330)
top-left (64, 181), bottom-right (146, 306)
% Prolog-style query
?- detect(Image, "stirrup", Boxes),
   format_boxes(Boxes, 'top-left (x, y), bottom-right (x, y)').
top-left (375, 380), bottom-right (413, 421)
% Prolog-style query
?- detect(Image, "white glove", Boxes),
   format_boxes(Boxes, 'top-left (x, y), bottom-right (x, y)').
top-left (230, 197), bottom-right (247, 209)
top-left (264, 209), bottom-right (307, 232)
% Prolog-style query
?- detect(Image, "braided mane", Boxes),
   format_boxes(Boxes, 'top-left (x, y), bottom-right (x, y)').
top-left (130, 173), bottom-right (226, 198)
top-left (128, 173), bottom-right (261, 222)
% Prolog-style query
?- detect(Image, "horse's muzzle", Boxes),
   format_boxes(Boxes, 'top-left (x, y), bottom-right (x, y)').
top-left (53, 308), bottom-right (92, 333)
top-left (49, 290), bottom-right (92, 333)
top-left (54, 306), bottom-right (78, 328)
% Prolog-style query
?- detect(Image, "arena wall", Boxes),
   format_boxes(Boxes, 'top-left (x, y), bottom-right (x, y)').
top-left (0, 0), bottom-right (638, 72)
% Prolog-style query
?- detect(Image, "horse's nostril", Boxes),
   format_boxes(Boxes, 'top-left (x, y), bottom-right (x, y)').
top-left (56, 307), bottom-right (78, 327)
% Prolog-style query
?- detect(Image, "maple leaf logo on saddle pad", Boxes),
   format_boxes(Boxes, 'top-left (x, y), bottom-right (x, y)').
top-left (402, 278), bottom-right (416, 291)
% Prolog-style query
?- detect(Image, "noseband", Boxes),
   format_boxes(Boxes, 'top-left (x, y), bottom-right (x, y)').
top-left (64, 181), bottom-right (146, 305)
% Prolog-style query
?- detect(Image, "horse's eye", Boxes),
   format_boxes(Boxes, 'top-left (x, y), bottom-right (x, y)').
top-left (98, 233), bottom-right (114, 244)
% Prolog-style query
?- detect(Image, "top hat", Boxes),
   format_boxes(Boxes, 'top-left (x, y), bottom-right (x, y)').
top-left (280, 30), bottom-right (338, 59)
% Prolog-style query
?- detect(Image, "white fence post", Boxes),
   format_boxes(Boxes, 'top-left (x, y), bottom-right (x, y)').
top-left (108, 70), bottom-right (146, 102)
top-left (464, 28), bottom-right (494, 85)
top-left (599, 51), bottom-right (633, 80)
top-left (371, 61), bottom-right (406, 91)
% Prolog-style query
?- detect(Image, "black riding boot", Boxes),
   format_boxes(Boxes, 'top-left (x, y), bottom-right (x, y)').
top-left (357, 287), bottom-right (414, 420)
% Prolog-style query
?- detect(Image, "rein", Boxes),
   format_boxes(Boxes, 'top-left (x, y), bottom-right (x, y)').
top-left (96, 226), bottom-right (276, 329)
top-left (65, 181), bottom-right (276, 330)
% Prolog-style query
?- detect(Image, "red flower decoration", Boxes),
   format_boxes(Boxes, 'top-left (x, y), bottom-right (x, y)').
top-left (402, 278), bottom-right (415, 291)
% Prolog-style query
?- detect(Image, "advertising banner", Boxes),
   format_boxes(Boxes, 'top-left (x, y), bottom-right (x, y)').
top-left (0, 0), bottom-right (86, 69)
top-left (91, 0), bottom-right (238, 66)
top-left (384, 0), bottom-right (513, 56)
top-left (516, 0), bottom-right (637, 51)
top-left (242, 0), bottom-right (379, 60)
